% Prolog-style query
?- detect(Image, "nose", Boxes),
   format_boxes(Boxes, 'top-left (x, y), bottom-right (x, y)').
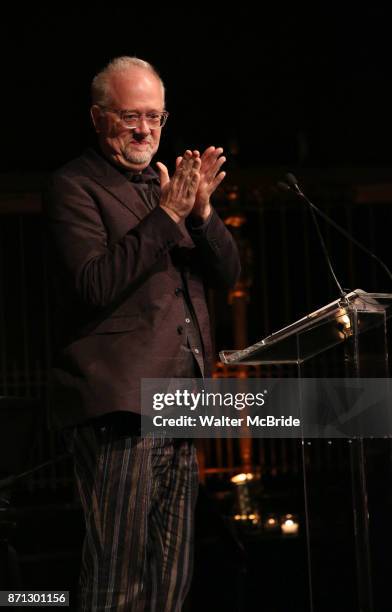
top-left (133, 116), bottom-right (151, 135)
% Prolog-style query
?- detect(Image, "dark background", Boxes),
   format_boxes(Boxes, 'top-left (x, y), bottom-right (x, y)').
top-left (2, 5), bottom-right (392, 172)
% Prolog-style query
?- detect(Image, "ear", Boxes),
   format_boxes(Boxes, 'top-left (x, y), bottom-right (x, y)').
top-left (90, 105), bottom-right (101, 133)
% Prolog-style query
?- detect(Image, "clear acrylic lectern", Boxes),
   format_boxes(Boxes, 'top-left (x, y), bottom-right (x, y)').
top-left (220, 289), bottom-right (392, 612)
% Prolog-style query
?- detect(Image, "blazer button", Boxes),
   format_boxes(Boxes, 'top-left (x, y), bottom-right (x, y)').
top-left (175, 287), bottom-right (183, 296)
top-left (177, 325), bottom-right (184, 334)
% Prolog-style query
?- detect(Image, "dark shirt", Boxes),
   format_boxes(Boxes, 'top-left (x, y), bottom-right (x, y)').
top-left (124, 168), bottom-right (160, 211)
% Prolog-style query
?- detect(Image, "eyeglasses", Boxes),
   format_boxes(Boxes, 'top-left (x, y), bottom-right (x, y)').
top-left (100, 107), bottom-right (169, 129)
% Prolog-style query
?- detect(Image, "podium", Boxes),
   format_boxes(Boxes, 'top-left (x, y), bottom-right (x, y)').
top-left (220, 289), bottom-right (392, 612)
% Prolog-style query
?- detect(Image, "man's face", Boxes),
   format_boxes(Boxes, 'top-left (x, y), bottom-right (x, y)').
top-left (91, 68), bottom-right (165, 171)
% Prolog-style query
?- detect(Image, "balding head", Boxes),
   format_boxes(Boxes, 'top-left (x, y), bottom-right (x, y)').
top-left (91, 56), bottom-right (165, 107)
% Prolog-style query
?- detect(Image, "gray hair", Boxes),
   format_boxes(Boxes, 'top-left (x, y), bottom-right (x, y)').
top-left (91, 56), bottom-right (165, 106)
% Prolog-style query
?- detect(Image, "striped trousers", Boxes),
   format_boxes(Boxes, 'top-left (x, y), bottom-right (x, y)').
top-left (65, 416), bottom-right (199, 611)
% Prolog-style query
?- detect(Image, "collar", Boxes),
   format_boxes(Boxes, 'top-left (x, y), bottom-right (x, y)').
top-left (92, 146), bottom-right (160, 184)
top-left (123, 168), bottom-right (159, 184)
top-left (79, 147), bottom-right (160, 220)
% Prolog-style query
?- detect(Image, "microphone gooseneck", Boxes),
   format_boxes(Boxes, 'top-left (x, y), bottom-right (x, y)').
top-left (281, 174), bottom-right (347, 299)
top-left (278, 174), bottom-right (392, 287)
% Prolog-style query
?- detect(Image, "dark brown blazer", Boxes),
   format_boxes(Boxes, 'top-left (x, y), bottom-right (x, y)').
top-left (43, 148), bottom-right (240, 429)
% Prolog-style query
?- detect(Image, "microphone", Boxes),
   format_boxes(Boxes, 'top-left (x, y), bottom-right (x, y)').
top-left (278, 173), bottom-right (347, 299)
top-left (285, 173), bottom-right (302, 193)
top-left (278, 173), bottom-right (392, 287)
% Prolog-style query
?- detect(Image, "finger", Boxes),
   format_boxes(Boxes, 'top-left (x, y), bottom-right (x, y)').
top-left (182, 149), bottom-right (193, 162)
top-left (200, 147), bottom-right (224, 175)
top-left (186, 169), bottom-right (201, 198)
top-left (156, 162), bottom-right (170, 188)
top-left (175, 153), bottom-right (200, 181)
top-left (192, 156), bottom-right (201, 170)
top-left (173, 151), bottom-right (193, 185)
top-left (201, 145), bottom-right (216, 160)
top-left (211, 155), bottom-right (226, 176)
top-left (201, 155), bottom-right (226, 184)
top-left (201, 146), bottom-right (223, 164)
top-left (210, 170), bottom-right (226, 192)
top-left (176, 150), bottom-right (193, 174)
top-left (171, 153), bottom-right (200, 199)
top-left (180, 157), bottom-right (201, 195)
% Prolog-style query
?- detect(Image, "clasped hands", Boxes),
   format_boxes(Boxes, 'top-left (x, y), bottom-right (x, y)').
top-left (157, 147), bottom-right (226, 223)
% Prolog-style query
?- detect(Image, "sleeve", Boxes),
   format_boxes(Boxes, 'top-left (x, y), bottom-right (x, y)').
top-left (43, 173), bottom-right (184, 309)
top-left (185, 208), bottom-right (241, 289)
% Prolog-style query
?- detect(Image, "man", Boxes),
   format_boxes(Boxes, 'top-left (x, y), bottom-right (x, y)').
top-left (44, 56), bottom-right (240, 611)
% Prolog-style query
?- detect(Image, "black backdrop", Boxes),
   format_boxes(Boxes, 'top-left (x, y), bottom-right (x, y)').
top-left (2, 5), bottom-right (392, 172)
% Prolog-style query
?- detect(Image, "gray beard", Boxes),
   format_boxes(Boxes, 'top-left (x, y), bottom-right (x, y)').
top-left (124, 148), bottom-right (153, 165)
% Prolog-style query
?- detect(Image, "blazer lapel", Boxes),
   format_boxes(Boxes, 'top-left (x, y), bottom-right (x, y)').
top-left (82, 148), bottom-right (195, 248)
top-left (82, 148), bottom-right (157, 221)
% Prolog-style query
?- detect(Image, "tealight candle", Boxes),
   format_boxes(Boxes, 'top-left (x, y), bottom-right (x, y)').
top-left (281, 515), bottom-right (299, 535)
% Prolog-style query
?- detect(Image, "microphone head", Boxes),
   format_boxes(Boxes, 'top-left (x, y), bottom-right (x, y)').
top-left (285, 173), bottom-right (299, 187)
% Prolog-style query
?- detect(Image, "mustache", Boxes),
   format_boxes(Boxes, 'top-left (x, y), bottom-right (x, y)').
top-left (128, 137), bottom-right (153, 144)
